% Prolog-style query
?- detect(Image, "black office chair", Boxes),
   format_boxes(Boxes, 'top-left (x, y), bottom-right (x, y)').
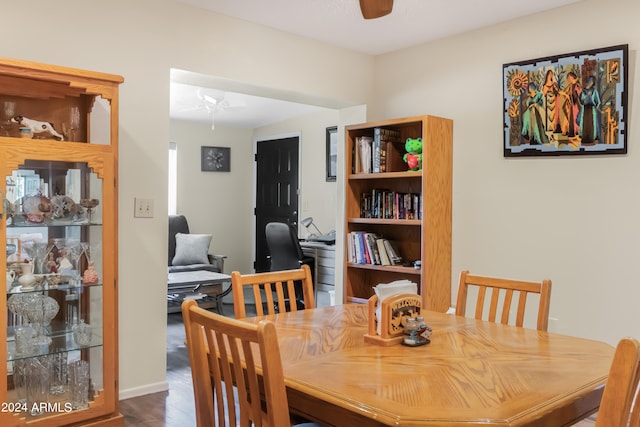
top-left (265, 222), bottom-right (315, 310)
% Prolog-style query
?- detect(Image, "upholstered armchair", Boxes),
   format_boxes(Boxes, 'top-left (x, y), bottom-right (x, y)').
top-left (168, 215), bottom-right (225, 274)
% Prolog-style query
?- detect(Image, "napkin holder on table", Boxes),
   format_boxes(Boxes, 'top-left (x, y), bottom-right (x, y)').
top-left (364, 293), bottom-right (422, 346)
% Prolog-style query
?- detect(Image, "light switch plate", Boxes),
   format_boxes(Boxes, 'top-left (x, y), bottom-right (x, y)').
top-left (134, 198), bottom-right (154, 218)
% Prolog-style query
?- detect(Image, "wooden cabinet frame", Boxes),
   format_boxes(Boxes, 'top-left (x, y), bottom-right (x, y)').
top-left (344, 115), bottom-right (452, 312)
top-left (0, 58), bottom-right (123, 426)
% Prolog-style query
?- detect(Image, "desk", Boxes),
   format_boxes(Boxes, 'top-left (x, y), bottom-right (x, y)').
top-left (167, 271), bottom-right (231, 314)
top-left (300, 241), bottom-right (335, 305)
top-left (244, 304), bottom-right (613, 426)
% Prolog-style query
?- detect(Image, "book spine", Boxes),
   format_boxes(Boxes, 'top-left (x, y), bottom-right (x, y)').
top-left (379, 140), bottom-right (388, 172)
top-left (383, 239), bottom-right (402, 265)
top-left (347, 232), bottom-right (356, 263)
top-left (360, 232), bottom-right (371, 264)
top-left (353, 232), bottom-right (364, 264)
top-left (373, 128), bottom-right (381, 173)
top-left (378, 128), bottom-right (401, 173)
top-left (365, 233), bottom-right (381, 264)
top-left (376, 238), bottom-right (391, 265)
top-left (359, 136), bottom-right (373, 174)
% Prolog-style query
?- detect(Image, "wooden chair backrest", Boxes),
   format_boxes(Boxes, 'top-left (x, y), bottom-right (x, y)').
top-left (631, 387), bottom-right (640, 427)
top-left (596, 337), bottom-right (640, 427)
top-left (231, 264), bottom-right (315, 319)
top-left (181, 299), bottom-right (290, 427)
top-left (456, 270), bottom-right (552, 331)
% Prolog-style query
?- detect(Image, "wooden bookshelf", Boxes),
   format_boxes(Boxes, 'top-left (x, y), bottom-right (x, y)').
top-left (344, 115), bottom-right (452, 312)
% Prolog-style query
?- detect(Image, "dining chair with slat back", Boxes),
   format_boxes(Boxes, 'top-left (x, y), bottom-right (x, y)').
top-left (456, 270), bottom-right (552, 331)
top-left (596, 337), bottom-right (640, 427)
top-left (231, 264), bottom-right (315, 319)
top-left (181, 300), bottom-right (322, 427)
top-left (631, 388), bottom-right (640, 427)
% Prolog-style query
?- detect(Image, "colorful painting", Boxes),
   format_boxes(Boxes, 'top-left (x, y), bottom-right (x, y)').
top-left (503, 45), bottom-right (628, 157)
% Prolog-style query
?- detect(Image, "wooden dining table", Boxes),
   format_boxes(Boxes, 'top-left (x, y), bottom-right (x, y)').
top-left (242, 303), bottom-right (614, 427)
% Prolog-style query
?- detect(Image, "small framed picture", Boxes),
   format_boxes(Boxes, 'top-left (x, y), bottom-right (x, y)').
top-left (201, 146), bottom-right (230, 172)
top-left (326, 126), bottom-right (337, 182)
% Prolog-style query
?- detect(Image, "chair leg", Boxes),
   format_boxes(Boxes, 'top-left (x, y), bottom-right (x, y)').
top-left (214, 295), bottom-right (224, 315)
top-left (214, 283), bottom-right (233, 316)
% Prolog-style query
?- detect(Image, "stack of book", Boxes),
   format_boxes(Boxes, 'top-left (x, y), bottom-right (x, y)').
top-left (360, 189), bottom-right (421, 219)
top-left (353, 136), bottom-right (373, 173)
top-left (347, 232), bottom-right (402, 266)
top-left (373, 127), bottom-right (401, 173)
top-left (352, 127), bottom-right (402, 174)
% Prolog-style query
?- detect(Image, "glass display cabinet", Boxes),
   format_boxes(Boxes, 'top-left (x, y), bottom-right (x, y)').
top-left (0, 58), bottom-right (123, 426)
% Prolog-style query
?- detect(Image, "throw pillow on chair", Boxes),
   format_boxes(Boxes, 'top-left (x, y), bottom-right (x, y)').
top-left (172, 233), bottom-right (212, 266)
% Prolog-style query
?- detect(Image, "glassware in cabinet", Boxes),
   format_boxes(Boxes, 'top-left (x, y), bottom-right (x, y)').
top-left (3, 158), bottom-right (107, 422)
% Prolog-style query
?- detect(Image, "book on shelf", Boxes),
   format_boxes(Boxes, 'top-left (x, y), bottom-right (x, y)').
top-left (353, 233), bottom-right (366, 264)
top-left (365, 232), bottom-right (381, 265)
top-left (360, 192), bottom-right (372, 218)
top-left (348, 231), bottom-right (375, 265)
top-left (360, 188), bottom-right (422, 220)
top-left (376, 238), bottom-right (391, 265)
top-left (351, 231), bottom-right (370, 264)
top-left (382, 239), bottom-right (402, 265)
top-left (373, 127), bottom-right (401, 173)
top-left (347, 233), bottom-right (403, 267)
top-left (347, 232), bottom-right (355, 263)
top-left (355, 136), bottom-right (373, 174)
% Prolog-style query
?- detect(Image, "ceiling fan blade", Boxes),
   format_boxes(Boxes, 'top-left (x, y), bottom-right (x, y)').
top-left (359, 0), bottom-right (393, 19)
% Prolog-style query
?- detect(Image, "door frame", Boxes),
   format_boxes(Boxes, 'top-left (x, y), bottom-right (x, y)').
top-left (252, 131), bottom-right (302, 272)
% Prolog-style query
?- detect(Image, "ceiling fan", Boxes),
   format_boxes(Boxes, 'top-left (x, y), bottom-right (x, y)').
top-left (174, 86), bottom-right (245, 130)
top-left (359, 0), bottom-right (394, 19)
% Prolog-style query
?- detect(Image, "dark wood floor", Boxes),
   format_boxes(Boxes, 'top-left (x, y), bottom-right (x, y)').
top-left (120, 310), bottom-right (198, 426)
top-left (118, 302), bottom-right (598, 427)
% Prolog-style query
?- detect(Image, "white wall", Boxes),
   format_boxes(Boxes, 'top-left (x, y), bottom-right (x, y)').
top-left (373, 0), bottom-right (640, 344)
top-left (0, 0), bottom-right (373, 398)
top-left (170, 120), bottom-right (254, 275)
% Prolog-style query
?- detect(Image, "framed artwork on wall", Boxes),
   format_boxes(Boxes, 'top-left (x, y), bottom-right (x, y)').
top-left (503, 44), bottom-right (628, 157)
top-left (326, 126), bottom-right (337, 182)
top-left (201, 146), bottom-right (230, 172)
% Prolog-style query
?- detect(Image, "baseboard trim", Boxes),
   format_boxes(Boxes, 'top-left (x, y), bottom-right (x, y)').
top-left (119, 381), bottom-right (169, 400)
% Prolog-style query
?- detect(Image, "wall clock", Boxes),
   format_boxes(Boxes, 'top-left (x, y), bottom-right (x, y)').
top-left (201, 146), bottom-right (230, 172)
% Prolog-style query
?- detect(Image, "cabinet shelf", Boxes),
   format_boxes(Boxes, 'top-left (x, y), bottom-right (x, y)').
top-left (0, 135), bottom-right (87, 144)
top-left (347, 262), bottom-right (421, 275)
top-left (8, 330), bottom-right (103, 363)
top-left (348, 218), bottom-right (421, 226)
top-left (6, 282), bottom-right (103, 296)
top-left (349, 170), bottom-right (422, 180)
top-left (8, 222), bottom-right (102, 228)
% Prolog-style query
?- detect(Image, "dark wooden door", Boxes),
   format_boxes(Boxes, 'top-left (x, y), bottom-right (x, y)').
top-left (255, 136), bottom-right (299, 272)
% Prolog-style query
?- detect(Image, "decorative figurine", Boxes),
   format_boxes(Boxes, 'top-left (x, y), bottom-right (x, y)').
top-left (46, 252), bottom-right (58, 273)
top-left (57, 249), bottom-right (73, 272)
top-left (403, 137), bottom-right (423, 171)
top-left (82, 261), bottom-right (99, 284)
top-left (11, 115), bottom-right (64, 140)
top-left (51, 195), bottom-right (84, 220)
top-left (21, 193), bottom-right (52, 223)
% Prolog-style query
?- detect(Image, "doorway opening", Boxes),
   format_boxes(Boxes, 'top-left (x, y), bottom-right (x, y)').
top-left (254, 135), bottom-right (300, 272)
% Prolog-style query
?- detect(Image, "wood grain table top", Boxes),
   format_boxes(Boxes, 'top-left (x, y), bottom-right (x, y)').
top-left (244, 304), bottom-right (614, 427)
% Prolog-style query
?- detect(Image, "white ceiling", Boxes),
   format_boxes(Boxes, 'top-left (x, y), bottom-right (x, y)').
top-left (171, 0), bottom-right (582, 128)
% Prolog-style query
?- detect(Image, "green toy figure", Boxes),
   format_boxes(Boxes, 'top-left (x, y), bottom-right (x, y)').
top-left (403, 137), bottom-right (423, 171)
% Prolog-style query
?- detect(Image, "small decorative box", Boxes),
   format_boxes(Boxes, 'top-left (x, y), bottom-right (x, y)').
top-left (364, 293), bottom-right (422, 346)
